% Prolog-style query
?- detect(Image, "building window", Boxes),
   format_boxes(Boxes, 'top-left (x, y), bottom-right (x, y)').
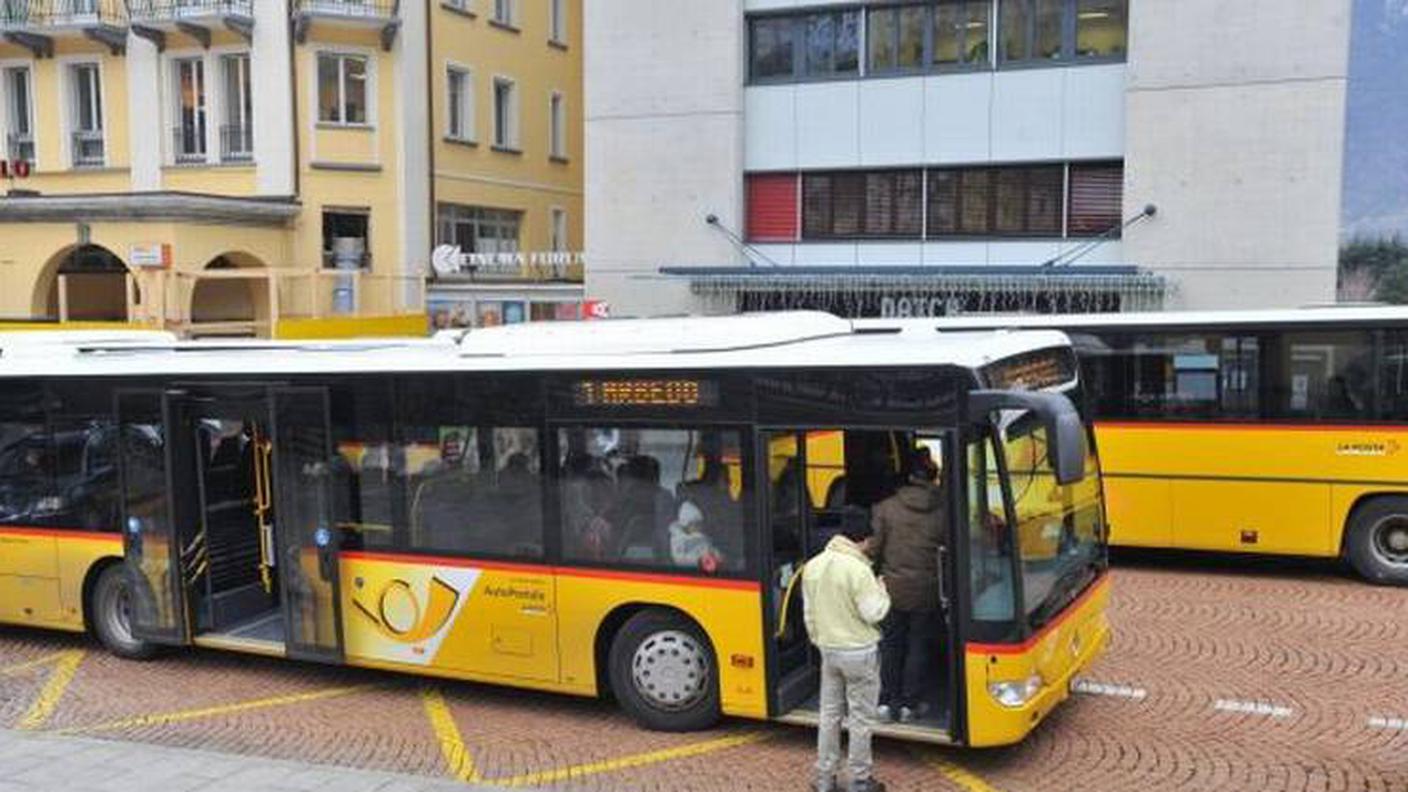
top-left (68, 63), bottom-right (103, 167)
top-left (746, 173), bottom-right (800, 242)
top-left (172, 57), bottom-right (207, 163)
top-left (322, 210), bottom-right (370, 269)
top-left (550, 207), bottom-right (568, 252)
top-left (934, 1), bottom-right (992, 68)
top-left (803, 10), bottom-right (860, 77)
top-left (493, 0), bottom-right (515, 26)
top-left (221, 54), bottom-right (253, 162)
top-left (802, 170), bottom-right (922, 239)
top-left (1000, 0), bottom-right (1127, 64)
top-left (749, 16), bottom-right (795, 80)
top-left (548, 90), bottom-right (565, 159)
top-left (549, 0), bottom-right (567, 44)
top-left (1067, 162), bottom-right (1123, 236)
top-left (447, 66), bottom-right (474, 141)
top-left (438, 203), bottom-right (522, 254)
top-left (492, 76), bottom-right (518, 149)
top-left (867, 4), bottom-right (927, 74)
top-left (317, 53), bottom-right (368, 125)
top-left (4, 67), bottom-right (34, 162)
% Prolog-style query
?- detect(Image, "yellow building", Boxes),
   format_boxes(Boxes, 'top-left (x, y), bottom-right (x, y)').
top-left (0, 0), bottom-right (582, 338)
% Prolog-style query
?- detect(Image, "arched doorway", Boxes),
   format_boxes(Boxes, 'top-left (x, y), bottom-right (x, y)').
top-left (34, 245), bottom-right (134, 322)
top-left (189, 252), bottom-right (270, 337)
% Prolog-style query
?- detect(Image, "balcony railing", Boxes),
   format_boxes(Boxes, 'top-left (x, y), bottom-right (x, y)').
top-left (6, 132), bottom-right (34, 163)
top-left (293, 0), bottom-right (398, 19)
top-left (71, 129), bottom-right (104, 167)
top-left (220, 123), bottom-right (252, 162)
top-left (127, 0), bottom-right (250, 22)
top-left (0, 0), bottom-right (125, 28)
top-left (172, 124), bottom-right (206, 164)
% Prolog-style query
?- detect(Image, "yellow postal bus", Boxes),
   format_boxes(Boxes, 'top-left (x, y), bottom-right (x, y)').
top-left (0, 314), bottom-right (1108, 747)
top-left (924, 307), bottom-right (1408, 586)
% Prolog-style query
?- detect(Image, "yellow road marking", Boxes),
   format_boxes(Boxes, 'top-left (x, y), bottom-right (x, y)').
top-left (16, 650), bottom-right (85, 730)
top-left (421, 687), bottom-right (481, 783)
top-left (491, 731), bottom-right (773, 788)
top-left (0, 651), bottom-right (77, 677)
top-left (49, 684), bottom-right (374, 736)
top-left (916, 750), bottom-right (1004, 792)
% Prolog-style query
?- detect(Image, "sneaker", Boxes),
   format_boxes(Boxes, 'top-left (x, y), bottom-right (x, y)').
top-left (876, 704), bottom-right (893, 722)
top-left (811, 775), bottom-right (838, 792)
top-left (850, 778), bottom-right (887, 792)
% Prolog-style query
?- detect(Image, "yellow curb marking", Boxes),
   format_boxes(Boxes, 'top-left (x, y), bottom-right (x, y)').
top-left (422, 687), bottom-right (481, 783)
top-left (0, 651), bottom-right (78, 677)
top-left (16, 650), bottom-right (85, 730)
top-left (916, 750), bottom-right (1004, 792)
top-left (490, 730), bottom-right (773, 788)
top-left (49, 683), bottom-right (374, 736)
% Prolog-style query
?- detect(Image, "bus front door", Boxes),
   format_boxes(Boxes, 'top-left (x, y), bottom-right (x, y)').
top-left (116, 390), bottom-right (200, 646)
top-left (268, 387), bottom-right (345, 663)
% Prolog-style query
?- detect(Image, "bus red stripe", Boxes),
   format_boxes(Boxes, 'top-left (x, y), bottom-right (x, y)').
top-left (340, 550), bottom-right (761, 592)
top-left (1095, 420), bottom-right (1408, 433)
top-left (0, 526), bottom-right (123, 543)
top-left (966, 573), bottom-right (1110, 656)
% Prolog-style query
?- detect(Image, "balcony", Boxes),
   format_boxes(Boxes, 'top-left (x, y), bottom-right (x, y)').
top-left (127, 0), bottom-right (252, 49)
top-left (0, 0), bottom-right (127, 57)
top-left (6, 132), bottom-right (34, 163)
top-left (292, 0), bottom-right (400, 51)
top-left (220, 123), bottom-right (252, 163)
top-left (171, 124), bottom-right (206, 164)
top-left (70, 129), bottom-right (104, 167)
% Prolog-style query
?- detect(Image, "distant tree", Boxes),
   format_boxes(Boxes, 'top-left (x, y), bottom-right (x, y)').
top-left (1339, 236), bottom-right (1408, 303)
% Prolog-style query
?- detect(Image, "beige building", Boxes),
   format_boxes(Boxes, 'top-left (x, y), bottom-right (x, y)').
top-left (0, 0), bottom-right (581, 338)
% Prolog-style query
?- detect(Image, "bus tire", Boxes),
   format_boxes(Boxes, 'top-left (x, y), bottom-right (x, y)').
top-left (608, 610), bottom-right (721, 732)
top-left (1345, 498), bottom-right (1408, 586)
top-left (90, 564), bottom-right (158, 660)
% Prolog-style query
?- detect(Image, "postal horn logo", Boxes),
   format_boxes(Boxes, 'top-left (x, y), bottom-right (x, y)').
top-left (352, 576), bottom-right (461, 644)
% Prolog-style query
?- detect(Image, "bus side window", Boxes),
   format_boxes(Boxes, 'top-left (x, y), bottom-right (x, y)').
top-left (966, 434), bottom-right (1016, 626)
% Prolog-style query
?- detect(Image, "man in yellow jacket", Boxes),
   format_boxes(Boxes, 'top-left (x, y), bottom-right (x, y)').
top-left (803, 507), bottom-right (892, 792)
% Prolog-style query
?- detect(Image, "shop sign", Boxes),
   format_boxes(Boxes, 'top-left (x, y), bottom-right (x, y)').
top-left (431, 245), bottom-right (584, 280)
top-left (129, 243), bottom-right (173, 269)
top-left (0, 160), bottom-right (31, 179)
top-left (583, 300), bottom-right (610, 320)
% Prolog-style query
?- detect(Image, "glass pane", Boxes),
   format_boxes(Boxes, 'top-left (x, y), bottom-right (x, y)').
top-left (804, 12), bottom-right (835, 75)
top-left (994, 168), bottom-right (1026, 233)
top-left (832, 172), bottom-right (864, 236)
top-left (117, 395), bottom-right (181, 638)
top-left (864, 172), bottom-right (895, 235)
top-left (868, 8), bottom-right (896, 71)
top-left (317, 55), bottom-right (339, 122)
top-left (968, 436), bottom-right (1015, 624)
top-left (927, 169), bottom-right (959, 235)
top-left (1380, 332), bottom-right (1408, 419)
top-left (1034, 0), bottom-right (1064, 59)
top-left (964, 1), bottom-right (991, 64)
top-left (894, 170), bottom-right (923, 236)
top-left (344, 58), bottom-right (367, 124)
top-left (835, 11), bottom-right (860, 73)
top-left (802, 173), bottom-right (832, 238)
top-left (959, 169), bottom-right (992, 234)
top-left (1076, 0), bottom-right (1127, 57)
top-left (447, 71), bottom-right (462, 137)
top-left (272, 390), bottom-right (340, 658)
top-left (933, 3), bottom-right (961, 66)
top-left (897, 5), bottom-right (926, 68)
top-left (1027, 167), bottom-right (1063, 234)
top-left (1276, 332), bottom-right (1375, 420)
top-left (750, 17), bottom-right (795, 79)
top-left (406, 426), bottom-right (543, 557)
top-left (999, 0), bottom-right (1030, 61)
top-left (559, 428), bottom-right (748, 574)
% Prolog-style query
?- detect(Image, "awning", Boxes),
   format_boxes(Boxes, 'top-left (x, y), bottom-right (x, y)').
top-left (659, 265), bottom-right (1169, 315)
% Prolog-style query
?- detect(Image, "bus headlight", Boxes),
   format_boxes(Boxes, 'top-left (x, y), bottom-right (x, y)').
top-left (988, 675), bottom-right (1043, 708)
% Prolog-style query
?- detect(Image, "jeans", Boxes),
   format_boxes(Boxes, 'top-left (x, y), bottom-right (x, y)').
top-left (815, 646), bottom-right (880, 786)
top-left (880, 609), bottom-right (940, 709)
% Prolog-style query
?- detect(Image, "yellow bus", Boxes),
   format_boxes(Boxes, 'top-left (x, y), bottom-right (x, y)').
top-left (921, 307), bottom-right (1408, 586)
top-left (0, 314), bottom-right (1109, 747)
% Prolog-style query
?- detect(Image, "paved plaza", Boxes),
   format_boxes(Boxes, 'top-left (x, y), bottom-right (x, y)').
top-left (0, 554), bottom-right (1404, 792)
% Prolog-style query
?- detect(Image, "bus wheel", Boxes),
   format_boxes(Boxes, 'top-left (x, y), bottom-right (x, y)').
top-left (1346, 499), bottom-right (1408, 586)
top-left (90, 565), bottom-right (158, 660)
top-left (608, 610), bottom-right (720, 732)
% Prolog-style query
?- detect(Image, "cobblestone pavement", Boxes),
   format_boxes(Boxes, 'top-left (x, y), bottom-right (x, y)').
top-left (0, 555), bottom-right (1405, 792)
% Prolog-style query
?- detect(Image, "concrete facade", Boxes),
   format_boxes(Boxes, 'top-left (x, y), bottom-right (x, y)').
top-left (585, 0), bottom-right (1351, 317)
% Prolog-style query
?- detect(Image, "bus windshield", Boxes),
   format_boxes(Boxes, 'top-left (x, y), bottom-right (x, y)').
top-left (1000, 410), bottom-right (1105, 629)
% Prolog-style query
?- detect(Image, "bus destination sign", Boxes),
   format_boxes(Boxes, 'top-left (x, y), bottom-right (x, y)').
top-left (573, 379), bottom-right (719, 408)
top-left (983, 350), bottom-right (1077, 391)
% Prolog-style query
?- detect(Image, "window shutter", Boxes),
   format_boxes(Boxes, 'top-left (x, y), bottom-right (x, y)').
top-left (746, 173), bottom-right (799, 242)
top-left (894, 170), bottom-right (923, 236)
top-left (802, 173), bottom-right (832, 238)
top-left (831, 172), bottom-right (865, 236)
top-left (1068, 163), bottom-right (1124, 236)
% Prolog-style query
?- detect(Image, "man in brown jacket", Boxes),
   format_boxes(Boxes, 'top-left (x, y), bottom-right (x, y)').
top-left (870, 450), bottom-right (945, 722)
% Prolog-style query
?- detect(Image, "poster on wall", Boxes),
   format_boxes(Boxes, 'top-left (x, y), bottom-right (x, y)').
top-left (1339, 0), bottom-right (1408, 301)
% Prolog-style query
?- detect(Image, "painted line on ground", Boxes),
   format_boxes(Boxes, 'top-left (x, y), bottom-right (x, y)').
top-left (490, 731), bottom-right (773, 788)
top-left (1071, 679), bottom-right (1148, 701)
top-left (0, 651), bottom-right (78, 677)
top-left (914, 749), bottom-right (1004, 792)
top-left (48, 684), bottom-right (375, 735)
top-left (421, 686), bottom-right (481, 783)
top-left (1212, 698), bottom-right (1294, 719)
top-left (1368, 715), bottom-right (1408, 732)
top-left (15, 650), bottom-right (84, 730)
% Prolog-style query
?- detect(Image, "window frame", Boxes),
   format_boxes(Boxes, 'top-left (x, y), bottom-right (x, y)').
top-left (3, 64), bottom-right (36, 163)
top-left (66, 61), bottom-right (105, 168)
top-left (747, 8), bottom-right (862, 85)
top-left (548, 0), bottom-right (568, 46)
top-left (316, 51), bottom-right (372, 127)
top-left (171, 55), bottom-right (208, 163)
top-left (548, 89), bottom-right (566, 160)
top-left (997, 0), bottom-right (1128, 69)
top-left (445, 63), bottom-right (475, 143)
top-left (491, 74), bottom-right (519, 151)
top-left (492, 0), bottom-right (517, 29)
top-left (549, 206), bottom-right (568, 253)
top-left (801, 168), bottom-right (924, 241)
top-left (436, 202), bottom-right (524, 255)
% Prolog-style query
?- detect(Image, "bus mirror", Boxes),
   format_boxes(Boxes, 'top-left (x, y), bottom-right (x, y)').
top-left (968, 389), bottom-right (1087, 486)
